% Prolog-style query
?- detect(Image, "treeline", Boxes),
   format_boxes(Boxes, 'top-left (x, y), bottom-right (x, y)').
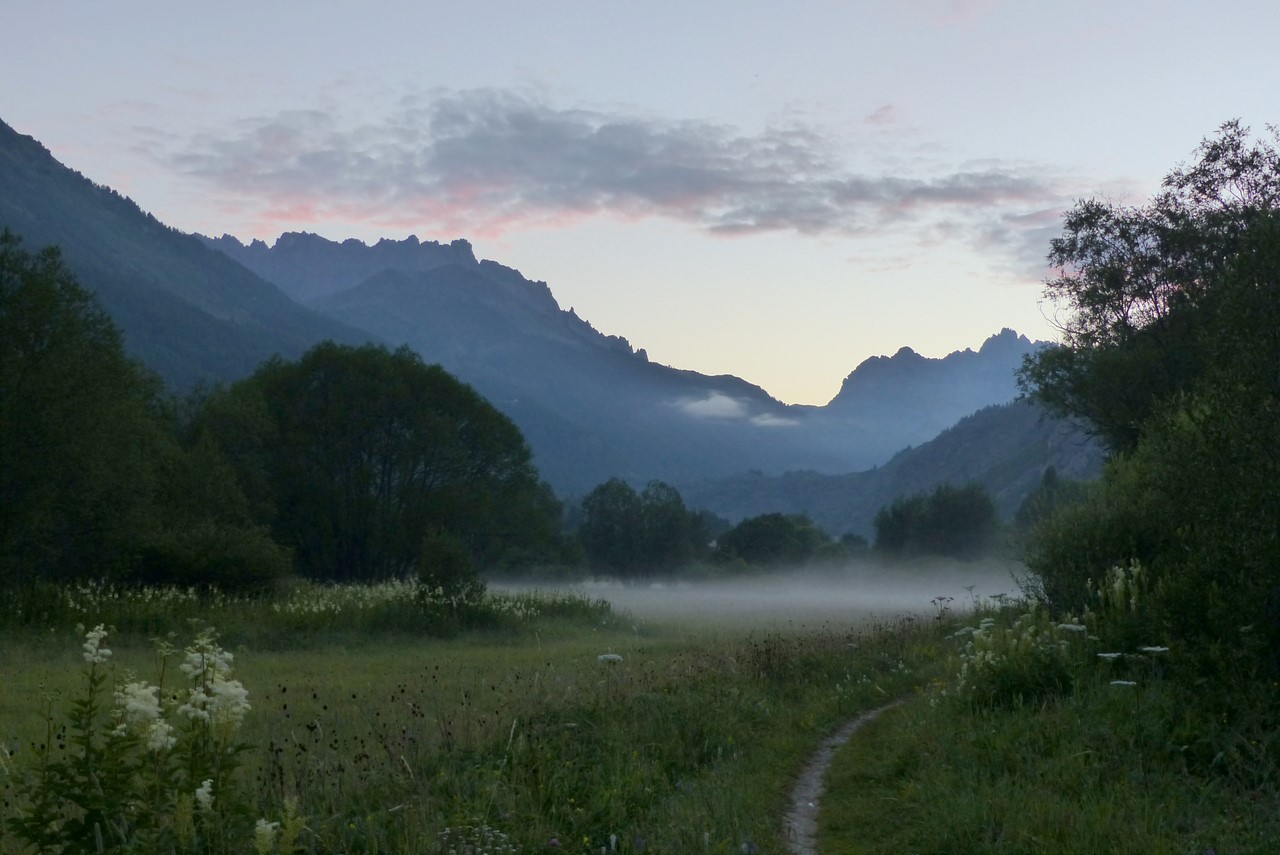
top-left (568, 475), bottom-right (1026, 579)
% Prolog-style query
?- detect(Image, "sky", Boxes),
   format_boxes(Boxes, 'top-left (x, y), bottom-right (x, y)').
top-left (4, 1), bottom-right (1279, 405)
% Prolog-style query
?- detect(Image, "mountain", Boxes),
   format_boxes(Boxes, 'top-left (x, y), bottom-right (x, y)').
top-left (680, 399), bottom-right (1105, 538)
top-left (0, 119), bottom-right (370, 389)
top-left (0, 116), bottom-right (1059, 496)
top-left (207, 231), bottom-right (1044, 493)
top-left (822, 328), bottom-right (1041, 444)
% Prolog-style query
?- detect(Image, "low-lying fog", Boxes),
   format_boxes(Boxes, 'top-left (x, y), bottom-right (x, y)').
top-left (497, 559), bottom-right (1027, 630)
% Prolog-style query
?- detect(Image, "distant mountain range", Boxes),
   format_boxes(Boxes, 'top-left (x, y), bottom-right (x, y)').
top-left (1, 115), bottom-right (1101, 518)
top-left (205, 231), bottom-right (1051, 492)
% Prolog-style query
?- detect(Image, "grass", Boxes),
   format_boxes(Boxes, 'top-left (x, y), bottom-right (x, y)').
top-left (0, 579), bottom-right (949, 854)
top-left (818, 599), bottom-right (1280, 855)
top-left (8, 572), bottom-right (1276, 853)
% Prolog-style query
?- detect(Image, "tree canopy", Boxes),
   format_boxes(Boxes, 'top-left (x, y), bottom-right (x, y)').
top-left (713, 512), bottom-right (834, 568)
top-left (192, 342), bottom-right (562, 583)
top-left (873, 482), bottom-right (999, 560)
top-left (577, 479), bottom-right (711, 577)
top-left (1019, 120), bottom-right (1280, 452)
top-left (0, 230), bottom-right (166, 583)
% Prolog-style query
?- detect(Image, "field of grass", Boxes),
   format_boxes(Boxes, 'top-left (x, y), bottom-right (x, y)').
top-left (6, 570), bottom-right (1276, 854)
top-left (0, 578), bottom-right (949, 854)
top-left (818, 594), bottom-right (1280, 855)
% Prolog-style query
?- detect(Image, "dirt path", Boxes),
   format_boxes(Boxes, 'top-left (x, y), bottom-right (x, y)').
top-left (782, 699), bottom-right (906, 855)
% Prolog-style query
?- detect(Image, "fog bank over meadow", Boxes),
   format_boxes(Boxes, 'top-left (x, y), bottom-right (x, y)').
top-left (498, 559), bottom-right (1026, 629)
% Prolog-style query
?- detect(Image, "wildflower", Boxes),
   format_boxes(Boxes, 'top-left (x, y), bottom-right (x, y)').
top-left (179, 677), bottom-right (251, 729)
top-left (1057, 623), bottom-right (1087, 633)
top-left (1097, 653), bottom-right (1123, 661)
top-left (82, 625), bottom-right (111, 664)
top-left (115, 681), bottom-right (162, 725)
top-left (195, 779), bottom-right (214, 811)
top-left (597, 653), bottom-right (624, 663)
top-left (1110, 680), bottom-right (1137, 687)
top-left (254, 819), bottom-right (280, 855)
top-left (180, 631), bottom-right (235, 681)
top-left (1139, 645), bottom-right (1169, 654)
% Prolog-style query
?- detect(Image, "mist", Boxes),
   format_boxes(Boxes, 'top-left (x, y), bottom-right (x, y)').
top-left (496, 558), bottom-right (1026, 630)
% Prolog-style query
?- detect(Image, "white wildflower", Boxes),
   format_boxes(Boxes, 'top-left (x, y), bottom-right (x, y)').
top-left (179, 677), bottom-right (251, 729)
top-left (1139, 645), bottom-right (1169, 654)
top-left (209, 678), bottom-right (251, 727)
top-left (144, 719), bottom-right (177, 752)
top-left (112, 681), bottom-right (176, 751)
top-left (178, 685), bottom-right (212, 723)
top-left (1110, 680), bottom-right (1137, 687)
top-left (115, 681), bottom-right (162, 724)
top-left (180, 633), bottom-right (235, 680)
top-left (597, 653), bottom-right (624, 664)
top-left (1057, 623), bottom-right (1088, 633)
top-left (1097, 653), bottom-right (1123, 661)
top-left (254, 818), bottom-right (280, 855)
top-left (195, 779), bottom-right (214, 811)
top-left (82, 625), bottom-right (111, 664)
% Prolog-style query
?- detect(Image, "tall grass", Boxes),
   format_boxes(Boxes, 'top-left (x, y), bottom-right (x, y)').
top-left (818, 577), bottom-right (1280, 855)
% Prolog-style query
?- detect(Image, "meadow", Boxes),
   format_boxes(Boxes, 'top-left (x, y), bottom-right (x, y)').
top-left (0, 576), bottom-right (948, 855)
top-left (4, 566), bottom-right (1278, 854)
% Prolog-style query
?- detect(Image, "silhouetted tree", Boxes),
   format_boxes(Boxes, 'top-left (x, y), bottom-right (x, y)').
top-left (193, 342), bottom-right (557, 582)
top-left (714, 513), bottom-right (834, 567)
top-left (0, 231), bottom-right (165, 583)
top-left (578, 479), bottom-right (709, 577)
top-left (873, 482), bottom-right (998, 560)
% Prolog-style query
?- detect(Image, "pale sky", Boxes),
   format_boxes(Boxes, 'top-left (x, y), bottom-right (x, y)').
top-left (4, 0), bottom-right (1278, 404)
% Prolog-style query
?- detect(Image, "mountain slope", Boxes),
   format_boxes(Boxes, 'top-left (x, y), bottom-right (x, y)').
top-left (0, 119), bottom-right (370, 388)
top-left (209, 231), bottom-right (1045, 492)
top-left (680, 400), bottom-right (1104, 538)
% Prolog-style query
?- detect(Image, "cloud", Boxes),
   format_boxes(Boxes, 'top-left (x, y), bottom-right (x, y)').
top-left (750, 413), bottom-right (800, 428)
top-left (165, 88), bottom-right (1067, 251)
top-left (676, 392), bottom-right (750, 420)
top-left (673, 393), bottom-right (800, 427)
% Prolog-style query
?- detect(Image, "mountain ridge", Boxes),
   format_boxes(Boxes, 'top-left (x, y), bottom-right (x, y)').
top-left (1, 115), bottom-right (1077, 506)
top-left (0, 119), bottom-right (371, 388)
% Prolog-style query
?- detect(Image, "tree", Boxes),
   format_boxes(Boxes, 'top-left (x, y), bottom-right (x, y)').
top-left (193, 342), bottom-right (557, 582)
top-left (577, 479), bottom-right (644, 575)
top-left (0, 230), bottom-right (167, 584)
top-left (714, 512), bottom-right (834, 568)
top-left (1019, 120), bottom-right (1280, 452)
top-left (873, 483), bottom-right (999, 560)
top-left (577, 479), bottom-right (709, 577)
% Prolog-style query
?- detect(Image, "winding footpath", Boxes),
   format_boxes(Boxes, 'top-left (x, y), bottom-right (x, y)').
top-left (782, 699), bottom-right (906, 855)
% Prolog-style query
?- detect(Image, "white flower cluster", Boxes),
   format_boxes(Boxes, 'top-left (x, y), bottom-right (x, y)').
top-left (176, 630), bottom-right (251, 731)
top-left (112, 681), bottom-right (176, 752)
top-left (82, 624), bottom-right (111, 664)
top-left (64, 582), bottom-right (245, 614)
top-left (437, 823), bottom-right (519, 855)
top-left (948, 608), bottom-right (1077, 699)
top-left (1089, 561), bottom-right (1145, 616)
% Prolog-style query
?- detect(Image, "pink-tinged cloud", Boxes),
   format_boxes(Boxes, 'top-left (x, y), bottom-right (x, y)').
top-left (165, 88), bottom-right (1070, 260)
